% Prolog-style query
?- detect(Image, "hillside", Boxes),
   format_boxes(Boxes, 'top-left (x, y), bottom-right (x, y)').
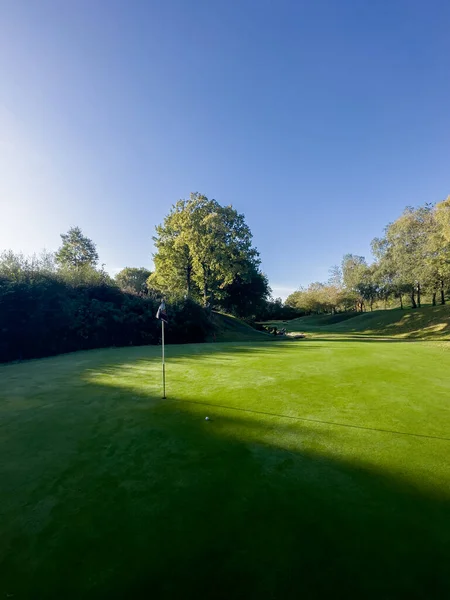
top-left (270, 305), bottom-right (450, 340)
top-left (210, 312), bottom-right (272, 342)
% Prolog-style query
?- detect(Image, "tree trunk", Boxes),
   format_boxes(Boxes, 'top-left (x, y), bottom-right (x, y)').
top-left (417, 283), bottom-right (421, 308)
top-left (186, 265), bottom-right (192, 297)
top-left (441, 280), bottom-right (446, 305)
top-left (370, 298), bottom-right (374, 311)
top-left (201, 262), bottom-right (209, 307)
top-left (399, 294), bottom-right (403, 310)
top-left (411, 288), bottom-right (417, 309)
top-left (432, 292), bottom-right (436, 306)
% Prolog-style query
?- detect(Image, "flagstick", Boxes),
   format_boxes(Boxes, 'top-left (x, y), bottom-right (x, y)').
top-left (162, 319), bottom-right (166, 399)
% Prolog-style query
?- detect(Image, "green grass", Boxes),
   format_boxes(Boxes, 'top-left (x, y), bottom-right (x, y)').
top-left (269, 304), bottom-right (450, 340)
top-left (210, 311), bottom-right (271, 342)
top-left (1, 337), bottom-right (450, 598)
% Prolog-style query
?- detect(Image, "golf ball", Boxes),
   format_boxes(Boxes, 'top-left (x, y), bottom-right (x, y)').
top-left (205, 416), bottom-right (210, 421)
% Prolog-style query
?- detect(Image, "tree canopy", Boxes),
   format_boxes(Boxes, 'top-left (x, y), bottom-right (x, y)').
top-left (55, 227), bottom-right (99, 269)
top-left (150, 193), bottom-right (265, 312)
top-left (115, 267), bottom-right (152, 294)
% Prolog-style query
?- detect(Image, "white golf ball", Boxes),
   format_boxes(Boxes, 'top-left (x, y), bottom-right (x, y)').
top-left (205, 416), bottom-right (210, 421)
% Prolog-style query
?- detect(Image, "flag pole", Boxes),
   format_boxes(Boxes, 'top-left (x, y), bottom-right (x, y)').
top-left (157, 299), bottom-right (167, 399)
top-left (162, 319), bottom-right (166, 399)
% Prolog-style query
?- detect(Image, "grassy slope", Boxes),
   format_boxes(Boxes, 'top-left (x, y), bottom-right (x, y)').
top-left (1, 341), bottom-right (450, 598)
top-left (273, 304), bottom-right (450, 339)
top-left (210, 311), bottom-right (271, 342)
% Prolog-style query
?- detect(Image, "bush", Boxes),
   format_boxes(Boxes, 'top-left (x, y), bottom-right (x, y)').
top-left (0, 275), bottom-right (212, 362)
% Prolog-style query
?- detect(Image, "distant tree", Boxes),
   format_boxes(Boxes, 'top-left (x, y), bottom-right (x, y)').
top-left (55, 227), bottom-right (99, 269)
top-left (341, 254), bottom-right (368, 311)
top-left (372, 236), bottom-right (408, 309)
top-left (286, 282), bottom-right (343, 315)
top-left (115, 267), bottom-right (152, 294)
top-left (435, 196), bottom-right (450, 242)
top-left (357, 264), bottom-right (379, 311)
top-left (328, 265), bottom-right (343, 288)
top-left (0, 249), bottom-right (56, 280)
top-left (36, 249), bottom-right (57, 274)
top-left (58, 263), bottom-right (113, 286)
top-left (429, 198), bottom-right (450, 304)
top-left (374, 206), bottom-right (433, 308)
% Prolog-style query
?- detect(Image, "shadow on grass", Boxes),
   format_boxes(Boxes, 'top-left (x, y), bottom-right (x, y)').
top-left (1, 355), bottom-right (450, 599)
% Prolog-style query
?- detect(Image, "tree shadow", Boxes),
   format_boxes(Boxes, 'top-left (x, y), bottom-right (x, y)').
top-left (1, 357), bottom-right (450, 599)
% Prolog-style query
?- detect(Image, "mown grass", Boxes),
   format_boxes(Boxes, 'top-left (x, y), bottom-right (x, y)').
top-left (1, 339), bottom-right (450, 598)
top-left (267, 304), bottom-right (450, 340)
top-left (210, 311), bottom-right (271, 342)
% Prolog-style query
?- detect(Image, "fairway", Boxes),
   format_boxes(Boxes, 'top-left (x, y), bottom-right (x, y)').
top-left (1, 339), bottom-right (450, 598)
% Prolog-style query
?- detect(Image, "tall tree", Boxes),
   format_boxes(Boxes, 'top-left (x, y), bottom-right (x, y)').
top-left (372, 206), bottom-right (433, 308)
top-left (435, 196), bottom-right (450, 242)
top-left (55, 227), bottom-right (99, 269)
top-left (432, 197), bottom-right (450, 304)
top-left (151, 193), bottom-right (260, 307)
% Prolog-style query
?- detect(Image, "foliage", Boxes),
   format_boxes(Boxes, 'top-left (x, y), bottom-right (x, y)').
top-left (151, 193), bottom-right (263, 308)
top-left (0, 249), bottom-right (56, 280)
top-left (0, 263), bottom-right (212, 362)
top-left (253, 297), bottom-right (302, 321)
top-left (293, 198), bottom-right (450, 314)
top-left (115, 267), bottom-right (152, 294)
top-left (286, 283), bottom-right (348, 314)
top-left (55, 226), bottom-right (99, 269)
top-left (217, 269), bottom-right (271, 318)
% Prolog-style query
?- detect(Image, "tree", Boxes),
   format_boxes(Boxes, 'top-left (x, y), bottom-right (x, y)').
top-left (151, 193), bottom-right (260, 308)
top-left (55, 227), bottom-right (99, 269)
top-left (430, 198), bottom-right (450, 304)
top-left (357, 264), bottom-right (380, 311)
top-left (328, 265), bottom-right (343, 288)
top-left (435, 196), bottom-right (450, 242)
top-left (150, 201), bottom-right (196, 297)
top-left (0, 249), bottom-right (56, 281)
top-left (218, 268), bottom-right (271, 318)
top-left (115, 267), bottom-right (152, 294)
top-left (341, 254), bottom-right (368, 311)
top-left (286, 282), bottom-right (344, 315)
top-left (372, 236), bottom-right (410, 309)
top-left (376, 206), bottom-right (433, 308)
top-left (180, 194), bottom-right (259, 305)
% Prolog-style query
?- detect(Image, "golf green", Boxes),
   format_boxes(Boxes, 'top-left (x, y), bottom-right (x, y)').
top-left (1, 340), bottom-right (449, 598)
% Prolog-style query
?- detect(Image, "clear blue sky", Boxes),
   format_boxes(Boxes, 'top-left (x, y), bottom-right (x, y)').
top-left (1, 0), bottom-right (449, 299)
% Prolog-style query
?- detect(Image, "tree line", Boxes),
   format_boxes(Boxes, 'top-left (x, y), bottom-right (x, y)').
top-left (0, 194), bottom-right (296, 362)
top-left (286, 197), bottom-right (450, 314)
